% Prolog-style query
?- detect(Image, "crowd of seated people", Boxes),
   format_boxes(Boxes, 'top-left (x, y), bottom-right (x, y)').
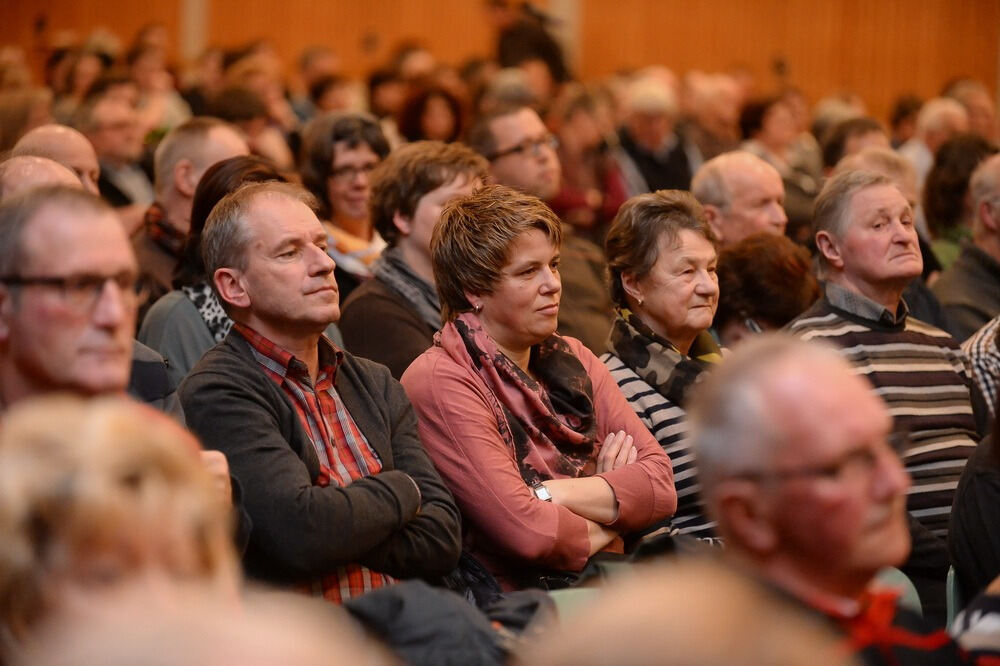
top-left (1, 11), bottom-right (1000, 664)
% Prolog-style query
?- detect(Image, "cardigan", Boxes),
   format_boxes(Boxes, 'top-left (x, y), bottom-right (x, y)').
top-left (179, 330), bottom-right (462, 585)
top-left (401, 334), bottom-right (676, 589)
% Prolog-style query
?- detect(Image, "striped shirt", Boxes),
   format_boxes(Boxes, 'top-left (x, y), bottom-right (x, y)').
top-left (787, 284), bottom-right (979, 539)
top-left (236, 324), bottom-right (395, 603)
top-left (963, 315), bottom-right (1000, 419)
top-left (601, 351), bottom-right (717, 540)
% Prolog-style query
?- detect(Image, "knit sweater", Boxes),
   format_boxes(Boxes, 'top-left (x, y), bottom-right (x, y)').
top-left (787, 284), bottom-right (980, 539)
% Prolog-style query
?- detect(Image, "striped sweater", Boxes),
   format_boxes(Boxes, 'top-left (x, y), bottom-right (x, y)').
top-left (601, 351), bottom-right (717, 540)
top-left (787, 286), bottom-right (979, 539)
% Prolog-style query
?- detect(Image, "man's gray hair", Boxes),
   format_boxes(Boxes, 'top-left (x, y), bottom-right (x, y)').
top-left (970, 154), bottom-right (1000, 220)
top-left (691, 151), bottom-right (771, 211)
top-left (201, 181), bottom-right (317, 291)
top-left (915, 97), bottom-right (967, 136)
top-left (688, 334), bottom-right (846, 497)
top-left (0, 186), bottom-right (111, 277)
top-left (153, 117), bottom-right (239, 196)
top-left (812, 169), bottom-right (892, 269)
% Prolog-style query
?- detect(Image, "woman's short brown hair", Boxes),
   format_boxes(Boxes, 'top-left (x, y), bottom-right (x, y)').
top-left (605, 190), bottom-right (716, 309)
top-left (432, 184), bottom-right (562, 322)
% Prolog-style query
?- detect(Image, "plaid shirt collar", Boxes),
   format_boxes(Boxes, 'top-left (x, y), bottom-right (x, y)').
top-left (234, 323), bottom-right (344, 385)
top-left (825, 281), bottom-right (908, 327)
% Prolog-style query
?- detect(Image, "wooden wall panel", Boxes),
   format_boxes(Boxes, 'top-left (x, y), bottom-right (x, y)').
top-left (2, 0), bottom-right (997, 127)
top-left (206, 0), bottom-right (496, 78)
top-left (580, 0), bottom-right (1000, 124)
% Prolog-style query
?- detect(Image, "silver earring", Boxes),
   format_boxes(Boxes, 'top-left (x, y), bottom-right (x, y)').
top-left (637, 298), bottom-right (644, 306)
top-left (474, 304), bottom-right (483, 314)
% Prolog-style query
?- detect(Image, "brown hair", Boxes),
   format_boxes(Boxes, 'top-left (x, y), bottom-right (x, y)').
top-left (605, 190), bottom-right (716, 309)
top-left (715, 232), bottom-right (820, 330)
top-left (369, 140), bottom-right (487, 247)
top-left (432, 184), bottom-right (561, 321)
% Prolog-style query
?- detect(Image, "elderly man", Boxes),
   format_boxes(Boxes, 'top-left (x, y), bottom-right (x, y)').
top-left (0, 156), bottom-right (80, 198)
top-left (689, 334), bottom-right (1000, 663)
top-left (898, 97), bottom-right (969, 191)
top-left (11, 124), bottom-right (101, 194)
top-left (178, 181), bottom-right (461, 602)
top-left (690, 150), bottom-right (787, 246)
top-left (615, 75), bottom-right (691, 195)
top-left (932, 153), bottom-right (1000, 340)
top-left (788, 170), bottom-right (986, 621)
top-left (133, 117), bottom-right (248, 322)
top-left (466, 104), bottom-right (614, 353)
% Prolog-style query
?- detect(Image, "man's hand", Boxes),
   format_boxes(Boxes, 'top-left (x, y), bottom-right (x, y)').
top-left (597, 430), bottom-right (636, 474)
top-left (200, 450), bottom-right (233, 508)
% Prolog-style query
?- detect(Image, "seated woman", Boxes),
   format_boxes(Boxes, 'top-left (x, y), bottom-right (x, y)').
top-left (602, 190), bottom-right (722, 540)
top-left (401, 184), bottom-right (676, 591)
top-left (139, 155), bottom-right (342, 377)
top-left (713, 232), bottom-right (820, 348)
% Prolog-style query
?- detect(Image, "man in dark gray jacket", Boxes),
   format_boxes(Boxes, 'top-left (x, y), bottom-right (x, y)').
top-left (180, 181), bottom-right (461, 602)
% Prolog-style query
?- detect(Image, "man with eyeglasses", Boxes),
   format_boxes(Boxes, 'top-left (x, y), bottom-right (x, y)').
top-left (788, 169), bottom-right (988, 623)
top-left (466, 104), bottom-right (614, 354)
top-left (690, 334), bottom-right (1000, 664)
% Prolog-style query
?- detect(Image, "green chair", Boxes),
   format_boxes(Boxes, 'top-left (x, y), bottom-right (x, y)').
top-left (874, 566), bottom-right (922, 617)
top-left (946, 566), bottom-right (964, 627)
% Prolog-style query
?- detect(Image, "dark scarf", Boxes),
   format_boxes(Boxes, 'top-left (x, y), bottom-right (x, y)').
top-left (373, 247), bottom-right (442, 331)
top-left (607, 308), bottom-right (722, 408)
top-left (144, 202), bottom-right (186, 257)
top-left (182, 281), bottom-right (233, 342)
top-left (437, 312), bottom-right (597, 485)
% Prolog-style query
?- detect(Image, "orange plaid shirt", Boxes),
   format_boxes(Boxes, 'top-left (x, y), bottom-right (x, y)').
top-left (236, 324), bottom-right (395, 603)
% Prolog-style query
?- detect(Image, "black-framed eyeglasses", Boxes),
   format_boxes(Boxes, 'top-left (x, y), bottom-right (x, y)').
top-left (328, 162), bottom-right (379, 184)
top-left (733, 431), bottom-right (910, 484)
top-left (0, 272), bottom-right (146, 312)
top-left (487, 134), bottom-right (559, 161)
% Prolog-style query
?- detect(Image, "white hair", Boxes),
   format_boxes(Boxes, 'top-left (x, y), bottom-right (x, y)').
top-left (916, 97), bottom-right (968, 136)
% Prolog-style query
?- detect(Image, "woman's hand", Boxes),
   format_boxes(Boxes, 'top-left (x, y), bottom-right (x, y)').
top-left (597, 430), bottom-right (637, 474)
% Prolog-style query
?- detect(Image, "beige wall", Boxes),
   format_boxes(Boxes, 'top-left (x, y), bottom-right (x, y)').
top-left (4, 0), bottom-right (998, 123)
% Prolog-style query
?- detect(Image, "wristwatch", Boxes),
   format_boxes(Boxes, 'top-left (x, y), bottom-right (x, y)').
top-left (532, 482), bottom-right (553, 502)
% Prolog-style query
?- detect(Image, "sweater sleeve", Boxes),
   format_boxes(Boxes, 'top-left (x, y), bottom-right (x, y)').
top-left (566, 337), bottom-right (677, 532)
top-left (179, 354), bottom-right (424, 582)
top-left (138, 291), bottom-right (216, 380)
top-left (349, 361), bottom-right (462, 579)
top-left (402, 351), bottom-right (593, 572)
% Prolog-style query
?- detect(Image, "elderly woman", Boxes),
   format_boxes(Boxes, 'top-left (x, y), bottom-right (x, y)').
top-left (601, 190), bottom-right (722, 540)
top-left (401, 185), bottom-right (675, 591)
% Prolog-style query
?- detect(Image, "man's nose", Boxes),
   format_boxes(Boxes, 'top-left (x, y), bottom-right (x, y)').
top-left (92, 280), bottom-right (133, 329)
top-left (310, 245), bottom-right (336, 274)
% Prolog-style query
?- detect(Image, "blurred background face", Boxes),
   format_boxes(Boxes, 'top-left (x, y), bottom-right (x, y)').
top-left (326, 141), bottom-right (380, 223)
top-left (758, 101), bottom-right (797, 150)
top-left (420, 94), bottom-right (457, 141)
top-left (720, 163), bottom-right (787, 243)
top-left (627, 110), bottom-right (671, 152)
top-left (89, 99), bottom-right (143, 164)
top-left (487, 108), bottom-right (561, 201)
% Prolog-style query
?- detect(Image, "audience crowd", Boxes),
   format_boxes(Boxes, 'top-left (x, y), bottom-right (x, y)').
top-left (0, 7), bottom-right (999, 664)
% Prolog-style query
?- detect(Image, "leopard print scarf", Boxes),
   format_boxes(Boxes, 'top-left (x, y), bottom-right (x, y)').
top-left (607, 308), bottom-right (722, 407)
top-left (182, 282), bottom-right (233, 343)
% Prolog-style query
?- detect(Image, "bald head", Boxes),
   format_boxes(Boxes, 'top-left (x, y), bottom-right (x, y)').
top-left (0, 156), bottom-right (82, 201)
top-left (12, 124), bottom-right (100, 195)
top-left (692, 151), bottom-right (787, 245)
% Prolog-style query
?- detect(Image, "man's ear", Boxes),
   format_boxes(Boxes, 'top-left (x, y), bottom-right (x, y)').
top-left (702, 204), bottom-right (725, 243)
top-left (620, 271), bottom-right (644, 305)
top-left (815, 230), bottom-right (845, 270)
top-left (714, 480), bottom-right (779, 555)
top-left (980, 199), bottom-right (999, 233)
top-left (0, 286), bottom-right (13, 344)
top-left (173, 159), bottom-right (197, 198)
top-left (214, 268), bottom-right (250, 310)
top-left (392, 211), bottom-right (412, 238)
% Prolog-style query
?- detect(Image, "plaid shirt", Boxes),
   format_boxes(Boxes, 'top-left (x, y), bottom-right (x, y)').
top-left (236, 324), bottom-right (395, 603)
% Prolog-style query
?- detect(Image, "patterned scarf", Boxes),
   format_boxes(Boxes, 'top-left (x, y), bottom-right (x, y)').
top-left (607, 309), bottom-right (722, 408)
top-left (373, 247), bottom-right (442, 330)
top-left (144, 202), bottom-right (186, 256)
top-left (182, 282), bottom-right (233, 342)
top-left (437, 313), bottom-right (598, 485)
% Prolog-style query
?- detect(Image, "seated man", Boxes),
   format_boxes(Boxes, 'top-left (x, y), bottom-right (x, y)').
top-left (788, 169), bottom-right (986, 621)
top-left (689, 334), bottom-right (1000, 664)
top-left (11, 123), bottom-right (102, 195)
top-left (339, 140), bottom-right (487, 379)
top-left (179, 181), bottom-right (461, 602)
top-left (932, 154), bottom-right (1000, 341)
